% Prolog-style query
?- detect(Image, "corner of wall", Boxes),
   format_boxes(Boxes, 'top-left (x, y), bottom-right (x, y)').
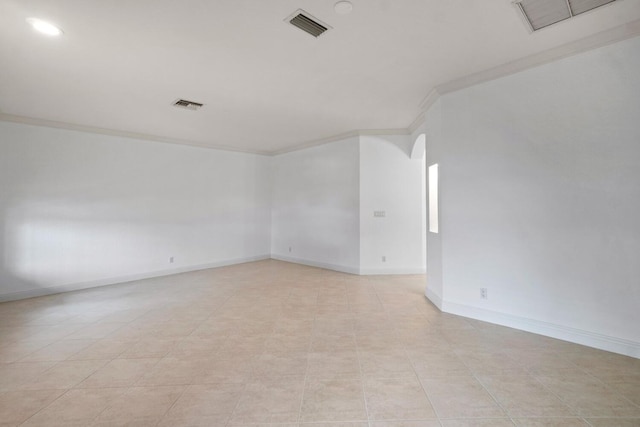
top-left (425, 286), bottom-right (443, 310)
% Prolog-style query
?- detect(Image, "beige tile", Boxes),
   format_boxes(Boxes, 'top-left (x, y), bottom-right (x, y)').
top-left (0, 260), bottom-right (637, 427)
top-left (370, 422), bottom-right (441, 427)
top-left (307, 351), bottom-right (360, 377)
top-left (311, 333), bottom-right (358, 352)
top-left (21, 388), bottom-right (127, 426)
top-left (455, 350), bottom-right (527, 376)
top-left (364, 376), bottom-right (437, 420)
top-left (95, 308), bottom-right (150, 324)
top-left (537, 374), bottom-right (640, 417)
top-left (163, 383), bottom-right (244, 422)
top-left (300, 378), bottom-right (367, 422)
top-left (118, 337), bottom-right (180, 359)
top-left (583, 419), bottom-right (640, 427)
top-left (229, 376), bottom-right (305, 423)
top-left (68, 339), bottom-right (137, 360)
top-left (64, 322), bottom-right (128, 340)
top-left (103, 324), bottom-right (149, 341)
top-left (218, 335), bottom-right (267, 357)
top-left (314, 319), bottom-right (355, 336)
top-left (273, 319), bottom-right (314, 335)
top-left (19, 339), bottom-right (95, 362)
top-left (506, 350), bottom-right (583, 376)
top-left (0, 340), bottom-right (51, 363)
top-left (136, 357), bottom-right (208, 386)
top-left (91, 416), bottom-right (161, 426)
top-left (167, 336), bottom-right (226, 358)
top-left (356, 332), bottom-right (405, 351)
top-left (212, 423), bottom-right (298, 427)
top-left (21, 359), bottom-right (107, 390)
top-left (511, 418), bottom-right (589, 426)
top-left (422, 376), bottom-right (506, 418)
top-left (195, 356), bottom-right (255, 384)
top-left (253, 351), bottom-right (308, 378)
top-left (78, 358), bottom-right (160, 388)
top-left (567, 351), bottom-right (640, 378)
top-left (440, 420), bottom-right (515, 427)
top-left (93, 385), bottom-right (184, 424)
top-left (408, 350), bottom-right (472, 378)
top-left (0, 389), bottom-right (65, 425)
top-left (265, 333), bottom-right (312, 352)
top-left (235, 319), bottom-right (276, 336)
top-left (0, 362), bottom-right (57, 391)
top-left (300, 423), bottom-right (368, 427)
top-left (597, 374), bottom-right (640, 406)
top-left (160, 416), bottom-right (256, 427)
top-left (478, 375), bottom-right (575, 417)
top-left (399, 332), bottom-right (452, 351)
top-left (358, 349), bottom-right (416, 378)
top-left (18, 419), bottom-right (90, 427)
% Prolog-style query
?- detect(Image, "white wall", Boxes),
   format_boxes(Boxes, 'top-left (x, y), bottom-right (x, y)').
top-left (425, 36), bottom-right (640, 357)
top-left (359, 135), bottom-right (425, 274)
top-left (0, 121), bottom-right (271, 301)
top-left (271, 138), bottom-right (361, 273)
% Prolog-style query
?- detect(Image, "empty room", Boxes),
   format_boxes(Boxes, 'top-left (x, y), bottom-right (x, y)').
top-left (1, 0), bottom-right (639, 426)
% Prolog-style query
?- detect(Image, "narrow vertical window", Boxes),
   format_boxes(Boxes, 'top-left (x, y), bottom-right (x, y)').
top-left (428, 163), bottom-right (439, 233)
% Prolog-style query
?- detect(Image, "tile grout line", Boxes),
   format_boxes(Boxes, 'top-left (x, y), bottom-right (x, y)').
top-left (294, 286), bottom-right (313, 426)
top-left (377, 277), bottom-right (444, 426)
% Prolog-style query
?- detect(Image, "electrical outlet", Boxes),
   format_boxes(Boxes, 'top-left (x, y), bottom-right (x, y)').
top-left (288, 246), bottom-right (292, 253)
top-left (480, 288), bottom-right (488, 299)
top-left (381, 256), bottom-right (386, 262)
top-left (169, 256), bottom-right (174, 264)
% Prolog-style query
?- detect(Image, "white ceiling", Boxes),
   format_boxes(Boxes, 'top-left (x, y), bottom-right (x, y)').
top-left (1, 0), bottom-right (639, 154)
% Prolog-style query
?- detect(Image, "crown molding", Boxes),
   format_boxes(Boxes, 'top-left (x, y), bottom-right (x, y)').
top-left (436, 19), bottom-right (640, 95)
top-left (407, 88), bottom-right (440, 135)
top-left (4, 22), bottom-right (639, 158)
top-left (0, 112), bottom-right (411, 157)
top-left (0, 112), bottom-right (272, 156)
top-left (269, 130), bottom-right (360, 155)
top-left (270, 128), bottom-right (410, 156)
top-left (405, 19), bottom-right (640, 136)
top-left (418, 89), bottom-right (441, 112)
top-left (407, 112), bottom-right (426, 135)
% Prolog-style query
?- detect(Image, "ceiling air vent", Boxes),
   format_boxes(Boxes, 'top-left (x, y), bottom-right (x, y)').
top-left (515, 0), bottom-right (617, 31)
top-left (286, 10), bottom-right (331, 38)
top-left (172, 99), bottom-right (203, 111)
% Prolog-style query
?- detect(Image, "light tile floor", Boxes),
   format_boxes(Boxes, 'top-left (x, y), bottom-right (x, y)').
top-left (0, 260), bottom-right (639, 426)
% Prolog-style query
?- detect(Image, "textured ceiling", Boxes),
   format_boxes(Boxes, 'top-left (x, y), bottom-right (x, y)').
top-left (1, 0), bottom-right (639, 154)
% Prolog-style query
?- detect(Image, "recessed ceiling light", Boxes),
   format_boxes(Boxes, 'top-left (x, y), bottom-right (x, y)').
top-left (334, 1), bottom-right (353, 15)
top-left (26, 17), bottom-right (63, 36)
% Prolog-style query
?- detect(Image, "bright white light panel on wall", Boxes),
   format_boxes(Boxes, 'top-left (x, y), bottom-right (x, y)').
top-left (428, 164), bottom-right (439, 234)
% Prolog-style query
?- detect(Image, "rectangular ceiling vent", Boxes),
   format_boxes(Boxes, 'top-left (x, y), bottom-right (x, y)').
top-left (515, 0), bottom-right (617, 31)
top-left (286, 9), bottom-right (331, 38)
top-left (172, 99), bottom-right (203, 111)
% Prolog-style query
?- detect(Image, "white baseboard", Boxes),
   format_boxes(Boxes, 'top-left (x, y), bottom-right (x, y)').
top-left (424, 287), bottom-right (443, 310)
top-left (271, 255), bottom-right (425, 276)
top-left (441, 299), bottom-right (640, 359)
top-left (0, 254), bottom-right (271, 302)
top-left (270, 254), bottom-right (360, 275)
top-left (359, 267), bottom-right (426, 275)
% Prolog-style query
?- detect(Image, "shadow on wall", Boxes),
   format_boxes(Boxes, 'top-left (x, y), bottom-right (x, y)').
top-left (0, 202), bottom-right (160, 299)
top-left (0, 215), bottom-right (44, 299)
top-left (411, 134), bottom-right (426, 160)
